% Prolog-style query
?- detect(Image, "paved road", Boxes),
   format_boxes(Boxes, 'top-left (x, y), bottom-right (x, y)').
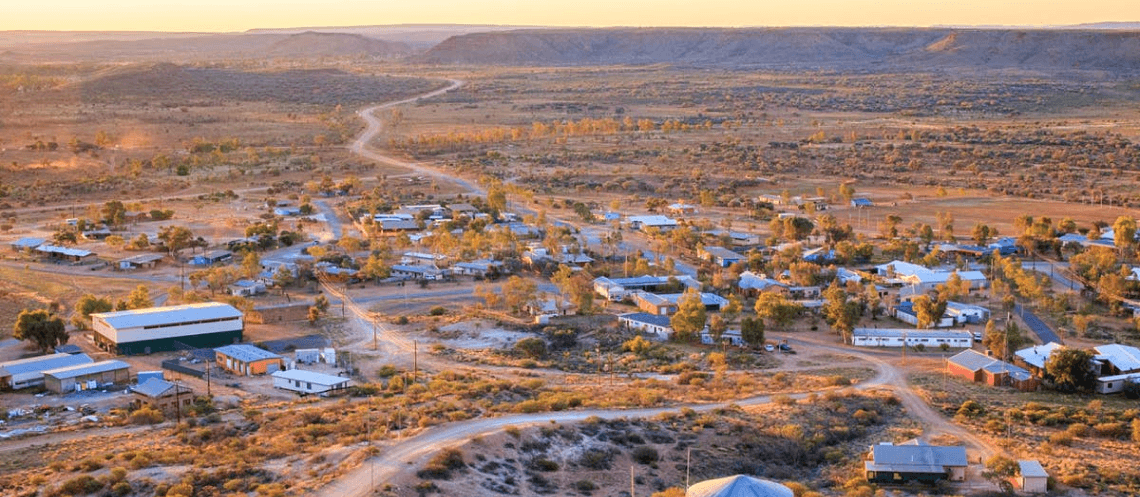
top-left (1021, 261), bottom-right (1079, 291)
top-left (313, 200), bottom-right (345, 241)
top-left (1015, 303), bottom-right (1062, 344)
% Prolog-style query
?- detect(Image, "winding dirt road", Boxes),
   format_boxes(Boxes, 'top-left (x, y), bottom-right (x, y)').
top-left (350, 79), bottom-right (483, 196)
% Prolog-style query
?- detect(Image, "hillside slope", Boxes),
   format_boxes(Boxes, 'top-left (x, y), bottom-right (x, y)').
top-left (419, 27), bottom-right (1140, 73)
top-left (0, 32), bottom-right (410, 63)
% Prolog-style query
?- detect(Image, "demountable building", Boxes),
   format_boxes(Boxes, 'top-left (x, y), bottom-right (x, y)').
top-left (687, 475), bottom-right (793, 497)
top-left (271, 369), bottom-right (351, 395)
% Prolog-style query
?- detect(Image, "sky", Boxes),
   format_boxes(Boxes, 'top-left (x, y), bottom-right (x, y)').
top-left (4, 0), bottom-right (1140, 32)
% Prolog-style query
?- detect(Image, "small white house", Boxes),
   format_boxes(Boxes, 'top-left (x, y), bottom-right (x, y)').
top-left (228, 280), bottom-right (267, 297)
top-left (945, 301), bottom-right (991, 324)
top-left (321, 348), bottom-right (336, 365)
top-left (271, 369), bottom-right (350, 395)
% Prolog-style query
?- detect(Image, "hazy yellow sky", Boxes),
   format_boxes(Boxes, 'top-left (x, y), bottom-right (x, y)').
top-left (5, 0), bottom-right (1139, 32)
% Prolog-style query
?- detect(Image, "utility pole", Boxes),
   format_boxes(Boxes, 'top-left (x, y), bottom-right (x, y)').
top-left (901, 329), bottom-right (907, 365)
top-left (206, 363), bottom-right (211, 397)
top-left (685, 448), bottom-right (691, 490)
top-left (609, 352), bottom-right (614, 385)
top-left (373, 321), bottom-right (378, 351)
top-left (413, 340), bottom-right (418, 384)
top-left (174, 383), bottom-right (181, 424)
top-left (630, 466), bottom-right (635, 497)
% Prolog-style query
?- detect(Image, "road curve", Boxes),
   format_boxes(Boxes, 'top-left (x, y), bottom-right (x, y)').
top-left (317, 360), bottom-right (894, 497)
top-left (349, 78), bottom-right (485, 196)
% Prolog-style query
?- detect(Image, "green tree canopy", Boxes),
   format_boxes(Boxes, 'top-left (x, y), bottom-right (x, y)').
top-left (912, 295), bottom-right (948, 329)
top-left (740, 316), bottom-right (765, 349)
top-left (670, 288), bottom-right (707, 342)
top-left (158, 225), bottom-right (195, 256)
top-left (14, 308), bottom-right (68, 353)
top-left (754, 292), bottom-right (803, 328)
top-left (1045, 347), bottom-right (1096, 393)
top-left (71, 294), bottom-right (112, 330)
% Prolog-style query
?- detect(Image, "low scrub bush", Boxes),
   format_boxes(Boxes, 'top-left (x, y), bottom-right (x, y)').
top-left (578, 448), bottom-right (615, 470)
top-left (59, 475), bottom-right (103, 495)
top-left (129, 406), bottom-right (164, 425)
top-left (417, 448), bottom-right (465, 480)
top-left (632, 446), bottom-right (659, 464)
top-left (529, 458), bottom-right (559, 472)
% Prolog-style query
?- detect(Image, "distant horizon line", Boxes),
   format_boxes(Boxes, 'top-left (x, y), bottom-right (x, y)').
top-left (3, 21), bottom-right (1140, 35)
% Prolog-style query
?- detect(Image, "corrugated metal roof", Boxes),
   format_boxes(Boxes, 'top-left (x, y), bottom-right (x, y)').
top-left (43, 360), bottom-right (129, 379)
top-left (854, 329), bottom-right (972, 340)
top-left (686, 475), bottom-right (793, 497)
top-left (701, 246), bottom-right (744, 260)
top-left (131, 377), bottom-right (180, 397)
top-left (35, 244), bottom-right (94, 257)
top-left (871, 444), bottom-right (967, 469)
top-left (1094, 344), bottom-right (1140, 373)
top-left (272, 368), bottom-right (350, 386)
top-left (949, 349), bottom-right (998, 372)
top-left (118, 253), bottom-right (164, 264)
top-left (92, 302), bottom-right (241, 330)
top-left (618, 312), bottom-right (673, 328)
top-left (215, 344), bottom-right (281, 362)
top-left (1019, 460), bottom-right (1048, 478)
top-left (0, 353), bottom-right (93, 377)
top-left (657, 293), bottom-right (730, 307)
top-left (11, 237), bottom-right (45, 248)
top-left (1014, 342), bottom-right (1063, 369)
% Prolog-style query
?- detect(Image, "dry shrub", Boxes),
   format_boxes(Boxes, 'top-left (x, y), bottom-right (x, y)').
top-left (59, 475), bottom-right (103, 495)
top-left (77, 457), bottom-right (104, 472)
top-left (1066, 423), bottom-right (1089, 437)
top-left (129, 406), bottom-right (164, 425)
top-left (632, 446), bottom-right (659, 464)
top-left (110, 481), bottom-right (132, 496)
top-left (1048, 431), bottom-right (1073, 446)
top-left (1094, 422), bottom-right (1126, 439)
top-left (417, 448), bottom-right (464, 480)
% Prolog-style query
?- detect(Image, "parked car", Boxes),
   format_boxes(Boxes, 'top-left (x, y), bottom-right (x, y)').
top-left (973, 332), bottom-right (983, 342)
top-left (765, 344), bottom-right (775, 352)
top-left (778, 343), bottom-right (794, 353)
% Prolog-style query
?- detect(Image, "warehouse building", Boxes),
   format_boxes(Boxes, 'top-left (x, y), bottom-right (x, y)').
top-left (0, 353), bottom-right (94, 390)
top-left (92, 303), bottom-right (244, 355)
top-left (42, 360), bottom-right (130, 393)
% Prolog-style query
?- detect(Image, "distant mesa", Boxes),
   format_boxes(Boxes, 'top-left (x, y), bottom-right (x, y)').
top-left (418, 27), bottom-right (1140, 73)
top-left (264, 32), bottom-right (412, 58)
